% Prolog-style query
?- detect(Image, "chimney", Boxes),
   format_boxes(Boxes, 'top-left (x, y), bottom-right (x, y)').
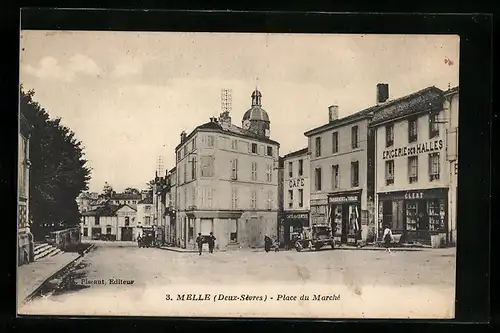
top-left (180, 131), bottom-right (187, 143)
top-left (328, 105), bottom-right (339, 122)
top-left (377, 83), bottom-right (389, 104)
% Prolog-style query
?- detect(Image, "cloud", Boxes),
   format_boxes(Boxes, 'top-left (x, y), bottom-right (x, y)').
top-left (22, 54), bottom-right (101, 82)
top-left (112, 59), bottom-right (143, 78)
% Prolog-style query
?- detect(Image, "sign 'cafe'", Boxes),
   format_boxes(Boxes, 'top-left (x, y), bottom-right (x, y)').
top-left (382, 139), bottom-right (444, 160)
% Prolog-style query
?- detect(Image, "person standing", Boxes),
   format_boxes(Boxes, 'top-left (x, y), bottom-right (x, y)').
top-left (383, 224), bottom-right (393, 253)
top-left (196, 233), bottom-right (204, 256)
top-left (264, 234), bottom-right (272, 253)
top-left (207, 232), bottom-right (216, 253)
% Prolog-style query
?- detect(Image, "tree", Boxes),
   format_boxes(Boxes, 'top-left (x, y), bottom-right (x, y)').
top-left (146, 179), bottom-right (156, 191)
top-left (102, 181), bottom-right (115, 198)
top-left (20, 86), bottom-right (91, 239)
top-left (124, 187), bottom-right (140, 195)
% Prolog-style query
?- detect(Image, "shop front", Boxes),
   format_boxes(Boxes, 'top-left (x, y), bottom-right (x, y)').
top-left (327, 190), bottom-right (362, 245)
top-left (283, 211), bottom-right (310, 249)
top-left (377, 188), bottom-right (448, 246)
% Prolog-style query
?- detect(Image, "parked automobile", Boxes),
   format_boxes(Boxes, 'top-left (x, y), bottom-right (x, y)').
top-left (294, 224), bottom-right (335, 252)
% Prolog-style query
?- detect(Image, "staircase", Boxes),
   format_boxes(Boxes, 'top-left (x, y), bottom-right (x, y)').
top-left (34, 242), bottom-right (64, 261)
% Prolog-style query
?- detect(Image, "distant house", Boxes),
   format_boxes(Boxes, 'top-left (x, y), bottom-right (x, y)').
top-left (81, 204), bottom-right (138, 241)
top-left (108, 193), bottom-right (142, 208)
top-left (136, 196), bottom-right (154, 239)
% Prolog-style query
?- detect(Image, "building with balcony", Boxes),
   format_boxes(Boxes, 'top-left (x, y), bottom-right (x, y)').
top-left (370, 85), bottom-right (452, 246)
top-left (175, 88), bottom-right (280, 250)
top-left (282, 147), bottom-right (311, 248)
top-left (18, 112), bottom-right (34, 266)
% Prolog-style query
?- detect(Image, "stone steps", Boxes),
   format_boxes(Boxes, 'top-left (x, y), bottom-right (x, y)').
top-left (34, 243), bottom-right (64, 261)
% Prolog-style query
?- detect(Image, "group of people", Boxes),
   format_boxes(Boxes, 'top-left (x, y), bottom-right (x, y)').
top-left (196, 232), bottom-right (216, 255)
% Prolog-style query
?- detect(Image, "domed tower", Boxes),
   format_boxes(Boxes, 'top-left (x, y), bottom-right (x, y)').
top-left (242, 88), bottom-right (270, 138)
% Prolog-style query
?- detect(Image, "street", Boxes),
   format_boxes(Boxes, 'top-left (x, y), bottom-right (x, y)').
top-left (19, 242), bottom-right (456, 318)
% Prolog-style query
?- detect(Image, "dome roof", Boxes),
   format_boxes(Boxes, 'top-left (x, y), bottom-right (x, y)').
top-left (242, 88), bottom-right (270, 122)
top-left (243, 106), bottom-right (270, 122)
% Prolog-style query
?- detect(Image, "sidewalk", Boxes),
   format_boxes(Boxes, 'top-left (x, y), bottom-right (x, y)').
top-left (17, 244), bottom-right (95, 306)
top-left (160, 244), bottom-right (453, 253)
top-left (17, 252), bottom-right (79, 305)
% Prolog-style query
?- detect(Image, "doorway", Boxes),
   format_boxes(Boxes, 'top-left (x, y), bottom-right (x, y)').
top-left (121, 227), bottom-right (133, 241)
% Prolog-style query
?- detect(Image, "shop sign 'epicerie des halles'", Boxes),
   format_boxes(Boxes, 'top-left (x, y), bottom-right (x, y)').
top-left (382, 139), bottom-right (444, 160)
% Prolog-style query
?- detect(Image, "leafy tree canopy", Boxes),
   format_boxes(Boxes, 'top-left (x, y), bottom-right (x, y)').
top-left (20, 85), bottom-right (91, 239)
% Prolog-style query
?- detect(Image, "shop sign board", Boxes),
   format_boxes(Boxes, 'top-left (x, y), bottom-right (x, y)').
top-left (288, 178), bottom-right (305, 188)
top-left (328, 194), bottom-right (360, 204)
top-left (284, 212), bottom-right (309, 220)
top-left (382, 139), bottom-right (444, 160)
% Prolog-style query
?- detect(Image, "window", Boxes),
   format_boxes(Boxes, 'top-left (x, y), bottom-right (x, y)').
top-left (95, 216), bottom-right (100, 225)
top-left (385, 160), bottom-right (395, 185)
top-left (183, 188), bottom-right (187, 209)
top-left (315, 167), bottom-right (322, 191)
top-left (288, 161), bottom-right (293, 178)
top-left (183, 162), bottom-right (187, 183)
top-left (83, 228), bottom-right (88, 237)
top-left (267, 191), bottom-right (273, 210)
top-left (429, 153), bottom-right (440, 181)
top-left (207, 135), bottom-right (215, 147)
top-left (125, 216), bottom-right (130, 226)
top-left (332, 164), bottom-right (339, 189)
top-left (106, 227), bottom-right (112, 234)
top-left (251, 190), bottom-right (257, 209)
top-left (231, 158), bottom-right (238, 180)
top-left (266, 164), bottom-right (272, 182)
top-left (145, 216), bottom-right (151, 225)
top-left (408, 156), bottom-right (418, 183)
top-left (231, 139), bottom-right (238, 150)
top-left (386, 124), bottom-right (394, 147)
top-left (332, 132), bottom-right (339, 153)
top-left (298, 189), bottom-right (304, 208)
top-left (183, 145), bottom-right (188, 156)
top-left (351, 126), bottom-right (359, 149)
top-left (192, 187), bottom-right (196, 207)
top-left (251, 162), bottom-right (258, 181)
top-left (429, 112), bottom-right (439, 138)
top-left (177, 151), bottom-right (181, 162)
top-left (191, 156), bottom-right (197, 180)
top-left (201, 156), bottom-right (215, 177)
top-left (192, 137), bottom-right (197, 150)
top-left (351, 161), bottom-right (359, 187)
top-left (231, 188), bottom-right (238, 209)
top-left (229, 219), bottom-right (238, 243)
top-left (408, 117), bottom-right (418, 142)
top-left (315, 137), bottom-right (322, 157)
top-left (201, 187), bottom-right (214, 208)
top-left (267, 146), bottom-right (273, 156)
top-left (288, 190), bottom-right (293, 208)
top-left (251, 143), bottom-right (257, 154)
top-left (298, 159), bottom-right (303, 176)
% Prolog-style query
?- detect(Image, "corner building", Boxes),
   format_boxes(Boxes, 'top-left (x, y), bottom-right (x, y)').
top-left (304, 101), bottom-right (377, 245)
top-left (371, 86), bottom-right (452, 246)
top-left (175, 89), bottom-right (280, 250)
top-left (282, 148), bottom-right (311, 248)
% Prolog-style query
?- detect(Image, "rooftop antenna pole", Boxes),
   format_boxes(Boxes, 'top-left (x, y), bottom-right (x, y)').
top-left (221, 88), bottom-right (232, 114)
top-left (156, 155), bottom-right (164, 178)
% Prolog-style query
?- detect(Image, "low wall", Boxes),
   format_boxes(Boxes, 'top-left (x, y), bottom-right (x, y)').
top-left (45, 227), bottom-right (81, 251)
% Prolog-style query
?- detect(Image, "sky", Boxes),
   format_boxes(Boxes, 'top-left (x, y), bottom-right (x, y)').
top-left (19, 31), bottom-right (459, 193)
